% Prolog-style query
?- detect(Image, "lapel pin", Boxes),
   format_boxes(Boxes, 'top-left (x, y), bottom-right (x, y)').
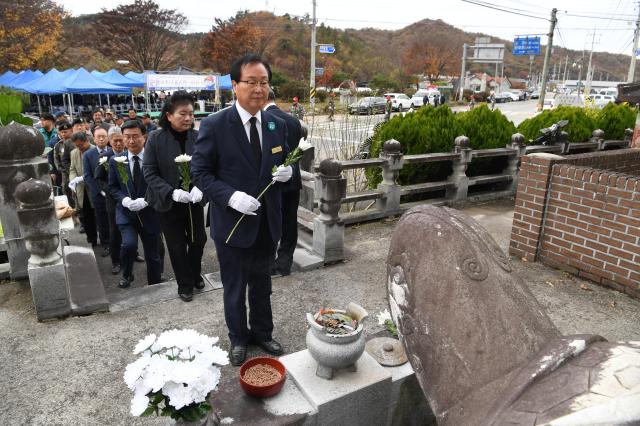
top-left (268, 121), bottom-right (276, 131)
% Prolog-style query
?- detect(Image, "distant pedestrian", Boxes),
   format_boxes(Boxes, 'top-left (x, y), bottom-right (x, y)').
top-left (423, 94), bottom-right (429, 107)
top-left (469, 94), bottom-right (476, 110)
top-left (440, 94), bottom-right (445, 105)
top-left (141, 113), bottom-right (158, 133)
top-left (433, 94), bottom-right (440, 107)
top-left (327, 94), bottom-right (335, 121)
top-left (290, 96), bottom-right (305, 119)
top-left (385, 95), bottom-right (392, 121)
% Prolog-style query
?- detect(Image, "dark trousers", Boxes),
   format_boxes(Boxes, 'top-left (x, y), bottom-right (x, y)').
top-left (107, 207), bottom-right (121, 266)
top-left (119, 221), bottom-right (162, 285)
top-left (214, 212), bottom-right (276, 346)
top-left (273, 190), bottom-right (300, 273)
top-left (159, 203), bottom-right (207, 293)
top-left (93, 198), bottom-right (110, 248)
top-left (78, 196), bottom-right (97, 245)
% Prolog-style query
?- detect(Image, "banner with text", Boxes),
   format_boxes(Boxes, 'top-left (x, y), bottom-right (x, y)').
top-left (146, 74), bottom-right (217, 91)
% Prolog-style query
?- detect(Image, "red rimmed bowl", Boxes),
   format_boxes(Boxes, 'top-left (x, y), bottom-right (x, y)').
top-left (239, 356), bottom-right (286, 398)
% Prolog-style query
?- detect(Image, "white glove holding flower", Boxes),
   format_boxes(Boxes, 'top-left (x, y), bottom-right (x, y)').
top-left (172, 189), bottom-right (191, 204)
top-left (228, 191), bottom-right (260, 215)
top-left (68, 176), bottom-right (84, 192)
top-left (122, 197), bottom-right (133, 209)
top-left (272, 165), bottom-right (293, 182)
top-left (190, 186), bottom-right (203, 203)
top-left (128, 198), bottom-right (148, 212)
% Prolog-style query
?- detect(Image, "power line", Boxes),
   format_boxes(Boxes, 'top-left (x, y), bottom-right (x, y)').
top-left (459, 0), bottom-right (549, 20)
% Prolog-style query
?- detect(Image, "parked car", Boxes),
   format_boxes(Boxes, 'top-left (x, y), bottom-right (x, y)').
top-left (348, 97), bottom-right (386, 115)
top-left (510, 90), bottom-right (526, 101)
top-left (500, 92), bottom-right (520, 102)
top-left (383, 93), bottom-right (413, 111)
top-left (587, 94), bottom-right (615, 108)
top-left (494, 92), bottom-right (512, 103)
top-left (411, 89), bottom-right (441, 107)
top-left (530, 90), bottom-right (540, 99)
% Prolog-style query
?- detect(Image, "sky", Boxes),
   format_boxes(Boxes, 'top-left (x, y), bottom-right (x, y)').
top-left (57, 0), bottom-right (638, 56)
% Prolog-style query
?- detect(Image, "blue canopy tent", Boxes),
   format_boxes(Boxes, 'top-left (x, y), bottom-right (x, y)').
top-left (61, 68), bottom-right (132, 117)
top-left (0, 71), bottom-right (18, 86)
top-left (218, 74), bottom-right (232, 90)
top-left (98, 69), bottom-right (141, 88)
top-left (90, 70), bottom-right (105, 78)
top-left (124, 71), bottom-right (147, 86)
top-left (13, 68), bottom-right (66, 114)
top-left (6, 70), bottom-right (43, 89)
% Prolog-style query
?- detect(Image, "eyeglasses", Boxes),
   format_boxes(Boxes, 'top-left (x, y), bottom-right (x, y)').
top-left (123, 134), bottom-right (143, 141)
top-left (238, 80), bottom-right (270, 88)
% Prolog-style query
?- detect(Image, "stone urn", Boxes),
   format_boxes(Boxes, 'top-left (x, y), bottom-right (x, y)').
top-left (305, 302), bottom-right (368, 379)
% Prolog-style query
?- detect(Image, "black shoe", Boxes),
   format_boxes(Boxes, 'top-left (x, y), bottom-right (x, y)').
top-left (79, 225), bottom-right (85, 234)
top-left (134, 255), bottom-right (144, 263)
top-left (178, 291), bottom-right (193, 302)
top-left (194, 278), bottom-right (205, 290)
top-left (230, 345), bottom-right (247, 366)
top-left (101, 246), bottom-right (110, 257)
top-left (111, 264), bottom-right (121, 275)
top-left (118, 274), bottom-right (134, 288)
top-left (255, 339), bottom-right (284, 356)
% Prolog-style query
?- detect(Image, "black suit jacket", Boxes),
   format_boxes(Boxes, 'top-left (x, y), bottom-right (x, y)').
top-left (143, 128), bottom-right (201, 213)
top-left (265, 104), bottom-right (302, 192)
top-left (191, 106), bottom-right (289, 248)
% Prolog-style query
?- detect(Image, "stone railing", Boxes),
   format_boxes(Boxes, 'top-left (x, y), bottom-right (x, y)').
top-left (297, 129), bottom-right (633, 265)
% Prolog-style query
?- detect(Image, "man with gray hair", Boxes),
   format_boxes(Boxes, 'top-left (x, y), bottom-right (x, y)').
top-left (69, 131), bottom-right (97, 246)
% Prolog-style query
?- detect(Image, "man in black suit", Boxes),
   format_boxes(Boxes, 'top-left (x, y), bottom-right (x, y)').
top-left (108, 120), bottom-right (162, 288)
top-left (263, 89), bottom-right (302, 277)
top-left (192, 54), bottom-right (292, 366)
top-left (83, 127), bottom-right (111, 257)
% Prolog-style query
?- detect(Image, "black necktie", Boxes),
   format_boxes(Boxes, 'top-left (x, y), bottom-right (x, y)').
top-left (249, 117), bottom-right (262, 168)
top-left (132, 155), bottom-right (142, 191)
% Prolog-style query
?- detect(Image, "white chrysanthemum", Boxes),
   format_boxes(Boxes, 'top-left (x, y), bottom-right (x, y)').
top-left (174, 154), bottom-right (192, 163)
top-left (133, 334), bottom-right (157, 355)
top-left (192, 345), bottom-right (229, 367)
top-left (142, 356), bottom-right (174, 392)
top-left (130, 391), bottom-right (150, 416)
top-left (298, 138), bottom-right (312, 151)
top-left (157, 329), bottom-right (202, 351)
top-left (113, 156), bottom-right (128, 163)
top-left (169, 361), bottom-right (201, 386)
top-left (98, 156), bottom-right (108, 165)
top-left (377, 309), bottom-right (392, 326)
top-left (124, 354), bottom-right (152, 389)
top-left (163, 382), bottom-right (193, 410)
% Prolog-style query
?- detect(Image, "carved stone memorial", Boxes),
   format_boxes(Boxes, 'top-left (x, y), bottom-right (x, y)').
top-left (387, 205), bottom-right (640, 425)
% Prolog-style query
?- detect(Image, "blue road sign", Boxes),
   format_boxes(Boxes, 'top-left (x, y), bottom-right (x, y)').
top-left (318, 44), bottom-right (336, 54)
top-left (513, 36), bottom-right (541, 55)
top-left (315, 67), bottom-right (324, 76)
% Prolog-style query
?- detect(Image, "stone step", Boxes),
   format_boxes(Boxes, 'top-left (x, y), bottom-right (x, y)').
top-left (108, 273), bottom-right (221, 312)
top-left (63, 246), bottom-right (109, 316)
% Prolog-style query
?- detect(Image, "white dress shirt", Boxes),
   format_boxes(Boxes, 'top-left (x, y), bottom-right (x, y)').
top-left (235, 102), bottom-right (263, 148)
top-left (127, 149), bottom-right (144, 175)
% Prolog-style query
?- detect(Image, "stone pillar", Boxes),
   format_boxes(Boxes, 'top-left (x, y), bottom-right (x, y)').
top-left (624, 128), bottom-right (633, 146)
top-left (558, 131), bottom-right (570, 154)
top-left (0, 122), bottom-right (49, 280)
top-left (15, 178), bottom-right (70, 321)
top-left (591, 129), bottom-right (605, 150)
top-left (375, 139), bottom-right (404, 215)
top-left (446, 136), bottom-right (472, 203)
top-left (313, 159), bottom-right (346, 263)
top-left (506, 133), bottom-right (526, 193)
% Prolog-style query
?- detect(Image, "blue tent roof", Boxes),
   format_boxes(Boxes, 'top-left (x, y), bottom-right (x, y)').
top-left (6, 70), bottom-right (43, 89)
top-left (62, 68), bottom-right (132, 94)
top-left (19, 68), bottom-right (75, 94)
top-left (90, 70), bottom-right (105, 78)
top-left (0, 71), bottom-right (18, 86)
top-left (98, 69), bottom-right (142, 88)
top-left (218, 74), bottom-right (232, 90)
top-left (124, 71), bottom-right (149, 86)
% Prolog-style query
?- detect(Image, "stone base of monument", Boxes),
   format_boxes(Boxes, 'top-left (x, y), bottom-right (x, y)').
top-left (63, 246), bottom-right (109, 315)
top-left (28, 259), bottom-right (71, 321)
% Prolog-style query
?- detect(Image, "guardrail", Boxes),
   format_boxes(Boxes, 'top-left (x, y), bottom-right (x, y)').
top-left (298, 128), bottom-right (633, 265)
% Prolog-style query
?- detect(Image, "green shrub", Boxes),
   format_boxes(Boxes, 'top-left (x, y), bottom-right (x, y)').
top-left (366, 105), bottom-right (462, 188)
top-left (596, 103), bottom-right (635, 140)
top-left (516, 106), bottom-right (596, 142)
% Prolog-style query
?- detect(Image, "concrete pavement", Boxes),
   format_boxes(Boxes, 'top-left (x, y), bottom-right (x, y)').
top-left (1, 198), bottom-right (639, 425)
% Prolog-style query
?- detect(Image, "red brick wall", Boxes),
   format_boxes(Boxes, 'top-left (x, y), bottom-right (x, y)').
top-left (509, 149), bottom-right (640, 298)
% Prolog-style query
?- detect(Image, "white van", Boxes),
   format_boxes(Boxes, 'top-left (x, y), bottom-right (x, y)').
top-left (411, 89), bottom-right (441, 107)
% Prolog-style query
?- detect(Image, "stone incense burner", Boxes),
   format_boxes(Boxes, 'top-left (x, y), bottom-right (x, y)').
top-left (306, 302), bottom-right (368, 379)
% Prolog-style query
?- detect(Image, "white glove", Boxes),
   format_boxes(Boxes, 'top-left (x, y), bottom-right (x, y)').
top-left (122, 197), bottom-right (133, 209)
top-left (190, 186), bottom-right (203, 203)
top-left (128, 198), bottom-right (148, 212)
top-left (100, 190), bottom-right (106, 197)
top-left (272, 165), bottom-right (293, 182)
top-left (68, 176), bottom-right (83, 191)
top-left (228, 191), bottom-right (260, 215)
top-left (172, 189), bottom-right (192, 203)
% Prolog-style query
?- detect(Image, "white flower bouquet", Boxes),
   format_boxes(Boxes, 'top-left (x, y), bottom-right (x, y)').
top-left (124, 329), bottom-right (229, 422)
top-left (113, 155), bottom-right (143, 227)
top-left (175, 154), bottom-right (194, 243)
top-left (98, 156), bottom-right (108, 171)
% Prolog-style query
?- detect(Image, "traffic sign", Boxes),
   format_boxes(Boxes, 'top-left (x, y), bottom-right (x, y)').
top-left (318, 44), bottom-right (335, 54)
top-left (315, 67), bottom-right (324, 76)
top-left (513, 36), bottom-right (541, 55)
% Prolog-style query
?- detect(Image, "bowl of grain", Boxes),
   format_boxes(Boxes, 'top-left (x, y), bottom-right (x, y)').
top-left (239, 356), bottom-right (286, 398)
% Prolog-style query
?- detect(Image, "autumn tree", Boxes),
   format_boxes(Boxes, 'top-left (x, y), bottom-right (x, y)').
top-left (200, 12), bottom-right (265, 72)
top-left (92, 0), bottom-right (186, 71)
top-left (0, 0), bottom-right (63, 71)
top-left (402, 42), bottom-right (456, 82)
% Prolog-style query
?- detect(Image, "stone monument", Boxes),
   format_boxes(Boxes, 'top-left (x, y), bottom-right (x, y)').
top-left (387, 205), bottom-right (640, 425)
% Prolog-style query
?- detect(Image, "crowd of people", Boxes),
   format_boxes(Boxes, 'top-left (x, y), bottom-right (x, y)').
top-left (39, 53), bottom-right (304, 366)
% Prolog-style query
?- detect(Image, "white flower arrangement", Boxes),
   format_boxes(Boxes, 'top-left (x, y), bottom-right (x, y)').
top-left (113, 155), bottom-right (128, 164)
top-left (124, 329), bottom-right (229, 422)
top-left (175, 154), bottom-right (192, 163)
top-left (98, 156), bottom-right (108, 165)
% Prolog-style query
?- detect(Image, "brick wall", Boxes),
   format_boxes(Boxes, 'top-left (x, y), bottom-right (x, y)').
top-left (509, 149), bottom-right (640, 298)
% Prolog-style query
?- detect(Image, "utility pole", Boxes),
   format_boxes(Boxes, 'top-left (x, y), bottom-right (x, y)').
top-left (538, 8), bottom-right (557, 112)
top-left (584, 31), bottom-right (596, 97)
top-left (628, 2), bottom-right (640, 82)
top-left (563, 55), bottom-right (569, 84)
top-left (309, 0), bottom-right (317, 114)
top-left (459, 43), bottom-right (468, 101)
